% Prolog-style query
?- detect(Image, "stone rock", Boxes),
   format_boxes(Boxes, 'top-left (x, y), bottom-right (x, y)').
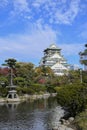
top-left (68, 117), bottom-right (74, 123)
top-left (58, 125), bottom-right (66, 130)
top-left (65, 127), bottom-right (74, 130)
top-left (65, 120), bottom-right (70, 125)
top-left (60, 119), bottom-right (70, 125)
top-left (60, 119), bottom-right (66, 124)
top-left (52, 124), bottom-right (75, 130)
top-left (52, 126), bottom-right (58, 130)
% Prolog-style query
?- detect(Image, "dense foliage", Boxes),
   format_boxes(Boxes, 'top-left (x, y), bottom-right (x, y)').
top-left (55, 83), bottom-right (87, 116)
top-left (74, 107), bottom-right (87, 130)
top-left (55, 69), bottom-right (87, 116)
top-left (2, 58), bottom-right (17, 86)
top-left (0, 59), bottom-right (55, 96)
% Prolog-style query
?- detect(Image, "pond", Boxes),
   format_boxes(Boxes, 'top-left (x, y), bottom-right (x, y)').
top-left (0, 97), bottom-right (64, 130)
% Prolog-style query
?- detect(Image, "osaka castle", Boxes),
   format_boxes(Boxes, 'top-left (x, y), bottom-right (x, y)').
top-left (39, 44), bottom-right (69, 76)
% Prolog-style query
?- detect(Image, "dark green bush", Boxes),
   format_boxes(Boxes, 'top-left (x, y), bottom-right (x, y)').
top-left (56, 83), bottom-right (87, 116)
top-left (75, 108), bottom-right (87, 130)
top-left (16, 86), bottom-right (35, 95)
top-left (22, 87), bottom-right (35, 94)
top-left (47, 85), bottom-right (56, 93)
top-left (0, 87), bottom-right (8, 97)
top-left (30, 84), bottom-right (47, 93)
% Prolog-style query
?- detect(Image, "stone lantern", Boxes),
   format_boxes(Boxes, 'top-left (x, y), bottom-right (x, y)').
top-left (7, 86), bottom-right (20, 102)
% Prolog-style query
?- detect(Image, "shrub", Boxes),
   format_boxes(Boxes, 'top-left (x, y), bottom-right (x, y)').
top-left (56, 83), bottom-right (87, 116)
top-left (30, 84), bottom-right (47, 93)
top-left (0, 87), bottom-right (8, 97)
top-left (16, 86), bottom-right (35, 95)
top-left (47, 85), bottom-right (56, 93)
top-left (75, 108), bottom-right (87, 130)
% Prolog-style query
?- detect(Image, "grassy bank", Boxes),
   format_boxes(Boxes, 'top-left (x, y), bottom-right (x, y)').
top-left (74, 108), bottom-right (87, 130)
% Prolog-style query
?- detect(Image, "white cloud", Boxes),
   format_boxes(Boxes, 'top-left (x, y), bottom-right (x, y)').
top-left (0, 23), bottom-right (84, 65)
top-left (10, 0), bottom-right (30, 17)
top-left (0, 0), bottom-right (8, 8)
top-left (32, 0), bottom-right (81, 25)
top-left (78, 23), bottom-right (87, 40)
top-left (60, 43), bottom-right (84, 56)
top-left (14, 0), bottom-right (29, 11)
top-left (80, 31), bottom-right (87, 40)
top-left (0, 0), bottom-right (80, 25)
top-left (54, 0), bottom-right (80, 24)
top-left (59, 43), bottom-right (84, 66)
top-left (32, 0), bottom-right (49, 7)
top-left (0, 0), bottom-right (84, 25)
top-left (0, 24), bottom-right (57, 64)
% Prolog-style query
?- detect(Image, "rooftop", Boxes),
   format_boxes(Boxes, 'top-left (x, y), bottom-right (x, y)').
top-left (49, 44), bottom-right (60, 49)
top-left (44, 44), bottom-right (61, 52)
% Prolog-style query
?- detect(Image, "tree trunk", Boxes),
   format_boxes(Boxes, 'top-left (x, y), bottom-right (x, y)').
top-left (10, 68), bottom-right (13, 87)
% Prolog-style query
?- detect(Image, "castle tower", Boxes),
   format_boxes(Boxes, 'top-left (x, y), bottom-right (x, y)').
top-left (40, 44), bottom-right (69, 75)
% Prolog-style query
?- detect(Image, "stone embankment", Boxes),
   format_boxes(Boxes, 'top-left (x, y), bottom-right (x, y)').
top-left (20, 93), bottom-right (55, 101)
top-left (52, 117), bottom-right (75, 130)
top-left (0, 93), bottom-right (57, 103)
top-left (51, 106), bottom-right (76, 130)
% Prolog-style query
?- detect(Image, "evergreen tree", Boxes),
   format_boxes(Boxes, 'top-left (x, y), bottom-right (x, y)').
top-left (2, 58), bottom-right (17, 86)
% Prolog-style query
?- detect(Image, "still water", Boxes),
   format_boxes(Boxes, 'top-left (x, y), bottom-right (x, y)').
top-left (0, 97), bottom-right (64, 130)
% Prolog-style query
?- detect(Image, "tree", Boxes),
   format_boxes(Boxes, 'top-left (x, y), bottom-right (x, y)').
top-left (14, 77), bottom-right (26, 87)
top-left (2, 58), bottom-right (17, 87)
top-left (34, 66), bottom-right (55, 85)
top-left (15, 62), bottom-right (35, 86)
top-left (56, 83), bottom-right (87, 116)
top-left (35, 66), bottom-right (54, 76)
top-left (0, 76), bottom-right (8, 87)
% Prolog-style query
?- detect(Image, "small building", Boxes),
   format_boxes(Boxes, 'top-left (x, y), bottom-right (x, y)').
top-left (79, 44), bottom-right (87, 71)
top-left (70, 64), bottom-right (79, 70)
top-left (39, 44), bottom-right (69, 76)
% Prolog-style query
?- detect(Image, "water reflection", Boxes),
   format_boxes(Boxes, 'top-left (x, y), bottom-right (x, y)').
top-left (0, 97), bottom-right (63, 130)
top-left (6, 102), bottom-right (19, 111)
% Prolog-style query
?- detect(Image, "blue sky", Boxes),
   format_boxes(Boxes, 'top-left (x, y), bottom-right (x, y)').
top-left (0, 0), bottom-right (87, 67)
